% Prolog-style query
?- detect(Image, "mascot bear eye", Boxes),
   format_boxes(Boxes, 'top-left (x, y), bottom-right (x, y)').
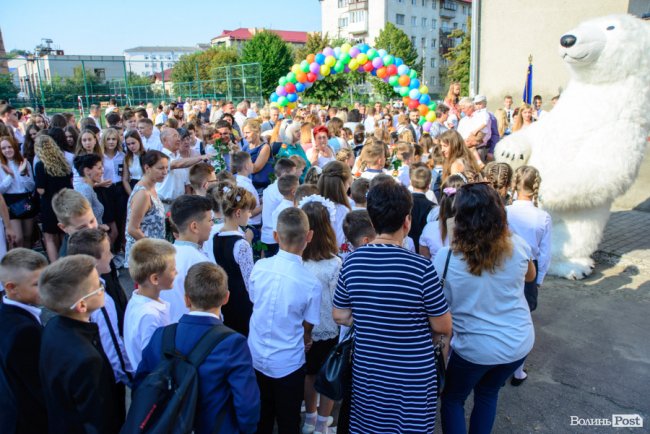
top-left (606, 25), bottom-right (615, 30)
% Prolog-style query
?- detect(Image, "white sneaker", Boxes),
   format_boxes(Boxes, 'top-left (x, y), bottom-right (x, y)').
top-left (302, 424), bottom-right (315, 434)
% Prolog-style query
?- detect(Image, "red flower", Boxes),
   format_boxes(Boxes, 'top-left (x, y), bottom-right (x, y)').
top-left (340, 243), bottom-right (350, 253)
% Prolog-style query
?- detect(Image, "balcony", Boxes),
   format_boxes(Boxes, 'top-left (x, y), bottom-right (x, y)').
top-left (439, 1), bottom-right (457, 18)
top-left (347, 0), bottom-right (368, 12)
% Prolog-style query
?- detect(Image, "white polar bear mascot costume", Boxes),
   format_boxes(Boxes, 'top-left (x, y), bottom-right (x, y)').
top-left (495, 15), bottom-right (650, 280)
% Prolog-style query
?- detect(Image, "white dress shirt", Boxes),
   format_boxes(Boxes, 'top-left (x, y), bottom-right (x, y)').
top-left (261, 181), bottom-right (283, 244)
top-left (124, 291), bottom-right (171, 369)
top-left (103, 152), bottom-right (125, 184)
top-left (506, 200), bottom-right (552, 284)
top-left (142, 133), bottom-right (163, 152)
top-left (155, 148), bottom-right (185, 203)
top-left (458, 109), bottom-right (491, 147)
top-left (2, 296), bottom-right (42, 323)
top-left (236, 174), bottom-right (261, 225)
top-left (248, 250), bottom-right (321, 378)
top-left (90, 290), bottom-right (133, 383)
top-left (161, 241), bottom-right (209, 323)
top-left (271, 198), bottom-right (294, 233)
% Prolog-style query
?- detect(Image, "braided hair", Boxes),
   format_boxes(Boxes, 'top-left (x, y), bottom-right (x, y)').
top-left (512, 165), bottom-right (541, 207)
top-left (483, 162), bottom-right (513, 204)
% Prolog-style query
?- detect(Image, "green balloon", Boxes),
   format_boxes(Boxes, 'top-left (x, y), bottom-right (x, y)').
top-left (409, 69), bottom-right (417, 79)
top-left (334, 61), bottom-right (345, 73)
top-left (428, 102), bottom-right (438, 111)
top-left (278, 96), bottom-right (288, 107)
top-left (301, 61), bottom-right (310, 73)
top-left (388, 75), bottom-right (399, 86)
top-left (399, 86), bottom-right (410, 97)
top-left (340, 53), bottom-right (351, 64)
top-left (418, 117), bottom-right (426, 126)
top-left (367, 48), bottom-right (378, 60)
top-left (287, 72), bottom-right (297, 83)
top-left (383, 55), bottom-right (394, 66)
top-left (279, 77), bottom-right (288, 86)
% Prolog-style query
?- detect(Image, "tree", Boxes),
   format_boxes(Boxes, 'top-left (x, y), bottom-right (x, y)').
top-left (443, 18), bottom-right (471, 95)
top-left (171, 47), bottom-right (239, 83)
top-left (127, 72), bottom-right (153, 86)
top-left (372, 22), bottom-right (422, 100)
top-left (0, 74), bottom-right (18, 100)
top-left (240, 30), bottom-right (294, 97)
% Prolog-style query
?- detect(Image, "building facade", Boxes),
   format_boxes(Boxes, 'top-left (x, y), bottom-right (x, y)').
top-left (320, 0), bottom-right (472, 96)
top-left (475, 0), bottom-right (649, 111)
top-left (123, 46), bottom-right (201, 77)
top-left (210, 28), bottom-right (310, 51)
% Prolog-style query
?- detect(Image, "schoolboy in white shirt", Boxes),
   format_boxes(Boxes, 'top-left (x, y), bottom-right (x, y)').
top-left (232, 151), bottom-right (262, 227)
top-left (248, 207), bottom-right (321, 434)
top-left (124, 238), bottom-right (176, 369)
top-left (260, 158), bottom-right (298, 257)
top-left (161, 195), bottom-right (213, 322)
top-left (270, 174), bottom-right (299, 234)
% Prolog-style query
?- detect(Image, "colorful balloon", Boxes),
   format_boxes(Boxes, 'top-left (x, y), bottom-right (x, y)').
top-left (287, 93), bottom-right (298, 103)
top-left (287, 72), bottom-right (297, 83)
top-left (397, 65), bottom-right (409, 76)
top-left (296, 71), bottom-right (307, 83)
top-left (325, 55), bottom-right (336, 67)
top-left (357, 53), bottom-right (368, 65)
top-left (278, 96), bottom-right (288, 107)
top-left (320, 65), bottom-right (331, 76)
top-left (340, 53), bottom-right (351, 64)
top-left (270, 92), bottom-right (279, 102)
top-left (306, 54), bottom-right (315, 63)
top-left (425, 111), bottom-right (436, 122)
top-left (418, 104), bottom-right (429, 116)
top-left (334, 47), bottom-right (342, 58)
top-left (419, 85), bottom-right (429, 95)
top-left (306, 72), bottom-right (317, 82)
top-left (349, 59), bottom-right (359, 70)
top-left (366, 48), bottom-right (378, 60)
top-left (423, 121), bottom-right (433, 132)
top-left (395, 57), bottom-right (404, 66)
top-left (399, 86), bottom-right (410, 97)
top-left (386, 64), bottom-right (398, 76)
top-left (383, 55), bottom-right (394, 66)
top-left (409, 89), bottom-right (421, 100)
top-left (295, 82), bottom-right (305, 92)
top-left (349, 46), bottom-right (360, 57)
top-left (419, 94), bottom-right (431, 105)
top-left (372, 57), bottom-right (383, 69)
top-left (428, 102), bottom-right (438, 111)
top-left (409, 78), bottom-right (420, 90)
top-left (285, 82), bottom-right (296, 94)
top-left (398, 75), bottom-right (410, 87)
top-left (341, 43), bottom-right (352, 53)
top-left (377, 49), bottom-right (388, 58)
top-left (363, 62), bottom-right (374, 72)
top-left (376, 67), bottom-right (387, 79)
top-left (300, 60), bottom-right (310, 73)
top-left (279, 77), bottom-right (288, 86)
top-left (276, 85), bottom-right (287, 96)
top-left (315, 53), bottom-right (326, 65)
top-left (310, 62), bottom-right (320, 74)
top-left (408, 99), bottom-right (419, 110)
top-left (388, 75), bottom-right (399, 86)
top-left (323, 47), bottom-right (334, 57)
top-left (409, 69), bottom-right (417, 79)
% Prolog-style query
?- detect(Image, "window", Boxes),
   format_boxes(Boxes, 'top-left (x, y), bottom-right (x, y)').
top-left (422, 17), bottom-right (427, 27)
top-left (167, 63), bottom-right (173, 67)
top-left (432, 38), bottom-right (437, 47)
top-left (432, 18), bottom-right (437, 29)
top-left (167, 55), bottom-right (171, 60)
top-left (93, 68), bottom-right (106, 81)
top-left (462, 24), bottom-right (466, 32)
top-left (442, 1), bottom-right (457, 11)
top-left (453, 22), bottom-right (458, 28)
top-left (411, 16), bottom-right (417, 26)
top-left (421, 37), bottom-right (426, 47)
top-left (145, 63), bottom-right (149, 67)
top-left (430, 58), bottom-right (436, 67)
top-left (431, 76), bottom-right (437, 86)
top-left (144, 55), bottom-right (149, 60)
top-left (395, 13), bottom-right (405, 25)
top-left (411, 0), bottom-right (417, 5)
top-left (350, 10), bottom-right (365, 23)
top-left (422, 0), bottom-right (427, 5)
top-left (411, 36), bottom-right (416, 46)
top-left (338, 0), bottom-right (348, 7)
top-left (397, 0), bottom-right (404, 2)
top-left (432, 0), bottom-right (436, 9)
top-left (462, 5), bottom-right (467, 13)
top-left (339, 17), bottom-right (349, 27)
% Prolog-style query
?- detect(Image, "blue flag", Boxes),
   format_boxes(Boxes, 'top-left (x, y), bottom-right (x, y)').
top-left (522, 58), bottom-right (533, 104)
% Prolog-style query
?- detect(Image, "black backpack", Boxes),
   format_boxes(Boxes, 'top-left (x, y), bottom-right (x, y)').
top-left (121, 323), bottom-right (235, 434)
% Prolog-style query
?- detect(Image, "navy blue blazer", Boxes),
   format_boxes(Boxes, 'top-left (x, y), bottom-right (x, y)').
top-left (136, 314), bottom-right (260, 434)
top-left (0, 303), bottom-right (47, 433)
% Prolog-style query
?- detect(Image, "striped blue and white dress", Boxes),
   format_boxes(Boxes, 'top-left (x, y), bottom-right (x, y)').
top-left (333, 244), bottom-right (449, 433)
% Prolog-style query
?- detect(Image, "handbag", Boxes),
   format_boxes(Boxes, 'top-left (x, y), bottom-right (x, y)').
top-left (8, 196), bottom-right (32, 218)
top-left (435, 248), bottom-right (453, 396)
top-left (314, 327), bottom-right (354, 401)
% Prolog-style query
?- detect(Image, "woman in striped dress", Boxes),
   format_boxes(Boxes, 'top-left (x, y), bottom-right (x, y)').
top-left (333, 180), bottom-right (452, 434)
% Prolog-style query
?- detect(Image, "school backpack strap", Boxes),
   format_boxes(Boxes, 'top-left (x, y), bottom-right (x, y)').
top-left (161, 323), bottom-right (179, 358)
top-left (100, 306), bottom-right (133, 384)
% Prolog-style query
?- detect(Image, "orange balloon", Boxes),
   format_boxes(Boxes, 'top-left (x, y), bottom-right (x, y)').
top-left (296, 71), bottom-right (307, 83)
top-left (402, 96), bottom-right (411, 105)
top-left (306, 54), bottom-right (315, 63)
top-left (418, 104), bottom-right (429, 116)
top-left (398, 75), bottom-right (411, 87)
top-left (376, 67), bottom-right (387, 79)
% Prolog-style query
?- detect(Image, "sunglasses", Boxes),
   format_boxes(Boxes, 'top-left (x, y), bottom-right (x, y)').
top-left (69, 284), bottom-right (105, 310)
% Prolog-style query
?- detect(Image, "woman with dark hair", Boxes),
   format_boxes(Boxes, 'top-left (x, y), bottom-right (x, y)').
top-left (22, 122), bottom-right (41, 163)
top-left (433, 183), bottom-right (536, 434)
top-left (124, 150), bottom-right (168, 264)
top-left (49, 113), bottom-right (67, 129)
top-left (63, 125), bottom-right (79, 152)
top-left (333, 181), bottom-right (452, 434)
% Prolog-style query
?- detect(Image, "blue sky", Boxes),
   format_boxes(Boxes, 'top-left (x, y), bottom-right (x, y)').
top-left (1, 0), bottom-right (322, 55)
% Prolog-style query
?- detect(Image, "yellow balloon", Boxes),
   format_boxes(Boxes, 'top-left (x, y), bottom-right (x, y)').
top-left (349, 59), bottom-right (359, 70)
top-left (341, 43), bottom-right (352, 53)
top-left (320, 65), bottom-right (331, 76)
top-left (291, 64), bottom-right (301, 74)
top-left (425, 111), bottom-right (436, 122)
top-left (419, 85), bottom-right (429, 95)
top-left (325, 55), bottom-right (336, 67)
top-left (357, 53), bottom-right (368, 65)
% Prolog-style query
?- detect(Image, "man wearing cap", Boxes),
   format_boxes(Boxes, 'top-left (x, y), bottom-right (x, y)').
top-left (457, 96), bottom-right (491, 162)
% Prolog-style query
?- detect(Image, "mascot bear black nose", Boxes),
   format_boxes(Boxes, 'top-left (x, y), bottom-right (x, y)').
top-left (561, 34), bottom-right (577, 47)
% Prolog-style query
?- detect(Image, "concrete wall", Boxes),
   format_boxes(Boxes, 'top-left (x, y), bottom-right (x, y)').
top-left (477, 0), bottom-right (640, 111)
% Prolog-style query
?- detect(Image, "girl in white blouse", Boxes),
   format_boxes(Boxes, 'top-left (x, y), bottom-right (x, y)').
top-left (122, 130), bottom-right (146, 195)
top-left (0, 136), bottom-right (36, 247)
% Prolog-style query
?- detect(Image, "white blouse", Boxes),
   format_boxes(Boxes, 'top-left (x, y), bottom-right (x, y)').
top-left (0, 160), bottom-right (35, 194)
top-left (303, 256), bottom-right (342, 341)
top-left (103, 152), bottom-right (125, 184)
top-left (127, 155), bottom-right (143, 181)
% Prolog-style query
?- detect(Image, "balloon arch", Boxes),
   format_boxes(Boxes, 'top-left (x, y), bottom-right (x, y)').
top-left (269, 42), bottom-right (438, 131)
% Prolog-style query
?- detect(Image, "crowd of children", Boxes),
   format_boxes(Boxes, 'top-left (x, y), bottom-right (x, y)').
top-left (0, 95), bottom-right (553, 434)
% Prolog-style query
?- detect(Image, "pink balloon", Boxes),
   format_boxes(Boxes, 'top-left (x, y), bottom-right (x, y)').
top-left (349, 47), bottom-right (360, 57)
top-left (310, 62), bottom-right (320, 74)
top-left (372, 57), bottom-right (383, 69)
top-left (276, 85), bottom-right (287, 96)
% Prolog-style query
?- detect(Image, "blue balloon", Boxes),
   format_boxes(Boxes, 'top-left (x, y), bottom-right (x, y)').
top-left (393, 86), bottom-right (401, 92)
top-left (315, 53), bottom-right (326, 65)
top-left (359, 44), bottom-right (369, 53)
top-left (377, 49), bottom-right (388, 58)
top-left (409, 78), bottom-right (421, 89)
top-left (295, 83), bottom-right (305, 93)
top-left (334, 47), bottom-right (342, 58)
top-left (287, 93), bottom-right (298, 103)
top-left (397, 65), bottom-right (409, 76)
top-left (270, 92), bottom-right (279, 102)
top-left (409, 89), bottom-right (421, 100)
top-left (395, 57), bottom-right (404, 66)
top-left (419, 94), bottom-right (431, 105)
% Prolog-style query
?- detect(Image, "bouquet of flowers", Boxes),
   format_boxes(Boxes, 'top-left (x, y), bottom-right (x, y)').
top-left (208, 132), bottom-right (231, 173)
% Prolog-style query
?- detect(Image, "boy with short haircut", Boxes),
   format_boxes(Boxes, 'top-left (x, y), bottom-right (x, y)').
top-left (68, 229), bottom-right (133, 398)
top-left (289, 154), bottom-right (307, 176)
top-left (261, 158), bottom-right (298, 257)
top-left (54, 188), bottom-right (129, 333)
top-left (232, 151), bottom-right (262, 227)
top-left (0, 249), bottom-right (48, 433)
top-left (408, 165), bottom-right (435, 252)
top-left (161, 194), bottom-right (214, 322)
top-left (294, 183), bottom-right (319, 205)
top-left (39, 255), bottom-right (123, 434)
top-left (248, 208), bottom-right (321, 434)
top-left (271, 174), bottom-right (299, 233)
top-left (125, 238), bottom-right (176, 368)
top-left (342, 209), bottom-right (377, 250)
top-left (350, 178), bottom-right (370, 210)
top-left (189, 162), bottom-right (216, 196)
top-left (136, 262), bottom-right (261, 433)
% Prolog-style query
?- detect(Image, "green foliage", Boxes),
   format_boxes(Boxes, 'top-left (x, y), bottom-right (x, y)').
top-left (0, 74), bottom-right (19, 100)
top-left (127, 72), bottom-right (153, 86)
top-left (443, 18), bottom-right (471, 95)
top-left (373, 22), bottom-right (422, 100)
top-left (171, 47), bottom-right (239, 83)
top-left (7, 49), bottom-right (30, 58)
top-left (240, 30), bottom-right (294, 97)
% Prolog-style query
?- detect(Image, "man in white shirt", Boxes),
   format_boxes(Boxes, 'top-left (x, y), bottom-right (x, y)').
top-left (248, 207), bottom-right (321, 434)
top-left (234, 101), bottom-right (249, 132)
top-left (261, 107), bottom-right (280, 133)
top-left (137, 118), bottom-right (163, 151)
top-left (104, 98), bottom-right (118, 117)
top-left (457, 96), bottom-right (491, 159)
top-left (161, 196), bottom-right (213, 323)
top-left (89, 104), bottom-right (103, 129)
top-left (532, 95), bottom-right (548, 120)
top-left (156, 129), bottom-right (210, 211)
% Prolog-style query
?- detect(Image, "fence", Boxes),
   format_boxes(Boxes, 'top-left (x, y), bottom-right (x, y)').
top-left (0, 57), bottom-right (263, 117)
